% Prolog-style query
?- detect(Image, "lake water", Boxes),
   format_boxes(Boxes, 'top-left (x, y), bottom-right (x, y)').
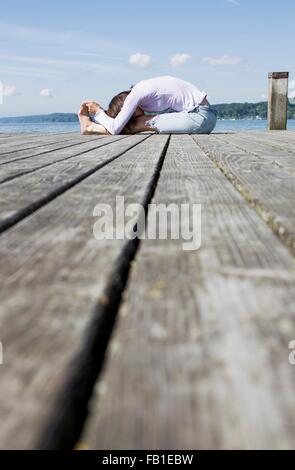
top-left (1, 120), bottom-right (295, 134)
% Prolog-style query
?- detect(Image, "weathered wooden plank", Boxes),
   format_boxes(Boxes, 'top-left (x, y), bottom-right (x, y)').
top-left (194, 135), bottom-right (295, 256)
top-left (244, 128), bottom-right (295, 148)
top-left (0, 135), bottom-right (125, 184)
top-left (213, 135), bottom-right (295, 175)
top-left (0, 135), bottom-right (169, 450)
top-left (0, 135), bottom-right (103, 164)
top-left (82, 135), bottom-right (295, 450)
top-left (0, 132), bottom-right (75, 139)
top-left (247, 131), bottom-right (295, 146)
top-left (0, 133), bottom-right (17, 137)
top-left (0, 133), bottom-right (81, 152)
top-left (0, 133), bottom-right (55, 142)
top-left (218, 131), bottom-right (295, 145)
top-left (205, 134), bottom-right (295, 172)
top-left (219, 133), bottom-right (295, 159)
top-left (0, 131), bottom-right (77, 140)
top-left (0, 135), bottom-right (145, 232)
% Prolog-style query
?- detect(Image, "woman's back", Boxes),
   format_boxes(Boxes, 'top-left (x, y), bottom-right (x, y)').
top-left (135, 76), bottom-right (207, 113)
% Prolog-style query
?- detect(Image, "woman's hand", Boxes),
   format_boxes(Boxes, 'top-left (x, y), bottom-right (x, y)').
top-left (84, 101), bottom-right (102, 115)
top-left (78, 102), bottom-right (89, 116)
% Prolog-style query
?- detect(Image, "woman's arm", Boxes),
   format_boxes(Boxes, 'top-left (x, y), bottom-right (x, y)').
top-left (92, 86), bottom-right (143, 135)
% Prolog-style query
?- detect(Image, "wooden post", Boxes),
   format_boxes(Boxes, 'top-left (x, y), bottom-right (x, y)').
top-left (268, 72), bottom-right (289, 130)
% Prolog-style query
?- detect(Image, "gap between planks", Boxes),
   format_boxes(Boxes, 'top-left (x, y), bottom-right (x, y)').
top-left (193, 135), bottom-right (295, 258)
top-left (0, 134), bottom-right (168, 449)
top-left (0, 136), bottom-right (129, 184)
top-left (33, 136), bottom-right (170, 449)
top-left (214, 134), bottom-right (295, 175)
top-left (0, 135), bottom-right (106, 165)
top-left (0, 135), bottom-right (151, 234)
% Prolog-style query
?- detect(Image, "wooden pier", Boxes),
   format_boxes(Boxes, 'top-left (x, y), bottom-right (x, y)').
top-left (0, 130), bottom-right (295, 450)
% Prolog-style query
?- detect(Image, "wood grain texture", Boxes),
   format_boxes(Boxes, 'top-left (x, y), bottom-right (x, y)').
top-left (242, 131), bottom-right (295, 146)
top-left (0, 134), bottom-right (168, 449)
top-left (222, 132), bottom-right (295, 154)
top-left (0, 133), bottom-right (64, 145)
top-left (0, 132), bottom-right (81, 151)
top-left (215, 134), bottom-right (295, 173)
top-left (0, 135), bottom-right (103, 164)
top-left (268, 74), bottom-right (289, 130)
top-left (0, 136), bottom-right (125, 183)
top-left (82, 135), bottom-right (295, 450)
top-left (0, 135), bottom-right (145, 231)
top-left (194, 135), bottom-right (295, 256)
top-left (1, 132), bottom-right (295, 450)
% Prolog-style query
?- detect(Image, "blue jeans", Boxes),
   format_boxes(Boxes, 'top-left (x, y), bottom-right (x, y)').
top-left (146, 105), bottom-right (218, 134)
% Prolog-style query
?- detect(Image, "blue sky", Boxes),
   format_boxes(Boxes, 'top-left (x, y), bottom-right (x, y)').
top-left (0, 0), bottom-right (294, 116)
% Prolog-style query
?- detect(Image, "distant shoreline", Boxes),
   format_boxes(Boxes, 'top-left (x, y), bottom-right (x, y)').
top-left (2, 118), bottom-right (295, 124)
top-left (1, 101), bottom-right (295, 123)
top-left (1, 119), bottom-right (295, 135)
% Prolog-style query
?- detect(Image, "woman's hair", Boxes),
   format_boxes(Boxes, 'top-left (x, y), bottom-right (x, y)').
top-left (106, 90), bottom-right (136, 134)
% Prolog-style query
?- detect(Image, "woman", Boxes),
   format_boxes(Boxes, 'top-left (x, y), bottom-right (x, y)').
top-left (78, 76), bottom-right (217, 135)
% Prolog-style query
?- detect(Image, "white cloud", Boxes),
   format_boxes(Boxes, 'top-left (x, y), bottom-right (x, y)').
top-left (227, 0), bottom-right (240, 5)
top-left (202, 55), bottom-right (241, 66)
top-left (261, 93), bottom-right (267, 100)
top-left (170, 53), bottom-right (192, 68)
top-left (129, 53), bottom-right (152, 69)
top-left (40, 88), bottom-right (53, 98)
top-left (0, 83), bottom-right (19, 104)
top-left (3, 84), bottom-right (18, 96)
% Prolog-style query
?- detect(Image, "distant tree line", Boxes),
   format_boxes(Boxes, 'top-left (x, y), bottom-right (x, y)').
top-left (1, 103), bottom-right (295, 123)
top-left (0, 113), bottom-right (79, 123)
top-left (214, 101), bottom-right (295, 120)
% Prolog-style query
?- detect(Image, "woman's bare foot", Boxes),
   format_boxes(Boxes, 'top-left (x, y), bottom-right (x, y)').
top-left (78, 102), bottom-right (109, 135)
top-left (78, 103), bottom-right (92, 135)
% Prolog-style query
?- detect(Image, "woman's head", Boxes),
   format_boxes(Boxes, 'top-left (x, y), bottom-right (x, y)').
top-left (107, 91), bottom-right (130, 119)
top-left (106, 90), bottom-right (143, 133)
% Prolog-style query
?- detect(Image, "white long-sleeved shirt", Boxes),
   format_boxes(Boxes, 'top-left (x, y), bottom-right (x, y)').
top-left (93, 76), bottom-right (207, 135)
